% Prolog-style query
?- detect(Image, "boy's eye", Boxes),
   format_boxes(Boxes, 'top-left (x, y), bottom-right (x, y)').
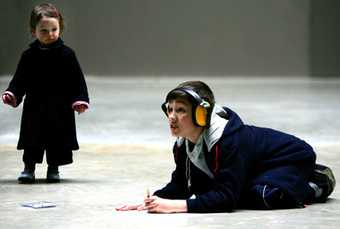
top-left (167, 106), bottom-right (173, 113)
top-left (176, 107), bottom-right (186, 113)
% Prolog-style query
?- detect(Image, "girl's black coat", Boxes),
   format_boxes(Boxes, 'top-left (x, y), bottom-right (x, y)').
top-left (154, 107), bottom-right (316, 213)
top-left (6, 39), bottom-right (89, 150)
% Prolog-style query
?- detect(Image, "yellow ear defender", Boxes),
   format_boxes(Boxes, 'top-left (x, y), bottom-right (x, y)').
top-left (195, 100), bottom-right (210, 126)
top-left (162, 87), bottom-right (211, 127)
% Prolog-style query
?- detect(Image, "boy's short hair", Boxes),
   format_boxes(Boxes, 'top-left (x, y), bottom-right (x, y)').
top-left (168, 81), bottom-right (215, 107)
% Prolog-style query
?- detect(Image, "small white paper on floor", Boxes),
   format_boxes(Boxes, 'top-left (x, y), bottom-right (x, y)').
top-left (21, 201), bottom-right (56, 209)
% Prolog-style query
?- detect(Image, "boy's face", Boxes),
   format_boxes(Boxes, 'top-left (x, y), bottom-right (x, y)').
top-left (166, 99), bottom-right (203, 141)
top-left (32, 17), bottom-right (60, 45)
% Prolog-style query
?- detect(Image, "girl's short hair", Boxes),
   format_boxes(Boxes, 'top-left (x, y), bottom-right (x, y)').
top-left (30, 3), bottom-right (64, 32)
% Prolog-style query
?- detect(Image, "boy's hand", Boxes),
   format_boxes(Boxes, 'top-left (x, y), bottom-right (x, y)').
top-left (115, 189), bottom-right (150, 212)
top-left (115, 204), bottom-right (143, 211)
top-left (2, 92), bottom-right (17, 107)
top-left (138, 196), bottom-right (188, 213)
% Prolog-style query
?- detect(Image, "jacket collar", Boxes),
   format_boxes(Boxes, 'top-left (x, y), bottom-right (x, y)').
top-left (176, 105), bottom-right (229, 178)
top-left (176, 105), bottom-right (229, 151)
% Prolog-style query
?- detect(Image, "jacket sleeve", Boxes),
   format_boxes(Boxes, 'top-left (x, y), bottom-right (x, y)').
top-left (5, 53), bottom-right (28, 106)
top-left (66, 50), bottom-right (89, 104)
top-left (187, 143), bottom-right (246, 213)
top-left (153, 144), bottom-right (192, 200)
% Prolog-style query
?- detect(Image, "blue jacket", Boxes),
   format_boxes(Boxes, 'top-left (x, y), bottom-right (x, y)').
top-left (154, 107), bottom-right (316, 213)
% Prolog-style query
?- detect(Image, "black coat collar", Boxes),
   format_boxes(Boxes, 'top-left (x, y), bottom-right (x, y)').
top-left (30, 38), bottom-right (64, 50)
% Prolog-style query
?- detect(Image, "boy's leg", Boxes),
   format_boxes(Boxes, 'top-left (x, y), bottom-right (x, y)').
top-left (308, 163), bottom-right (336, 203)
top-left (242, 164), bottom-right (315, 209)
top-left (241, 184), bottom-right (300, 210)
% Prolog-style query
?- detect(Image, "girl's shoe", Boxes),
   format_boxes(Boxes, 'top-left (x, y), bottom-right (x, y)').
top-left (46, 166), bottom-right (60, 183)
top-left (18, 170), bottom-right (35, 183)
top-left (18, 164), bottom-right (35, 184)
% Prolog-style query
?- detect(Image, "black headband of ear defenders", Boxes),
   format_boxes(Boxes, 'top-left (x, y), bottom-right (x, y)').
top-left (161, 87), bottom-right (211, 115)
top-left (162, 87), bottom-right (201, 113)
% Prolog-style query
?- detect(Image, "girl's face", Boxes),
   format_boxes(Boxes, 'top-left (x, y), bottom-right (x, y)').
top-left (166, 99), bottom-right (203, 143)
top-left (32, 17), bottom-right (60, 45)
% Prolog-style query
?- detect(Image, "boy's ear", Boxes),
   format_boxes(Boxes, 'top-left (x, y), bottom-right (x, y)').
top-left (161, 102), bottom-right (168, 116)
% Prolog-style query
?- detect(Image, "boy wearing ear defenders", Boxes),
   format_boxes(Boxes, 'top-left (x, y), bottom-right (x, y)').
top-left (116, 81), bottom-right (335, 213)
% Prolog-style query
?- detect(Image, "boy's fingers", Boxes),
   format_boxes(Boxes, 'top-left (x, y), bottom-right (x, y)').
top-left (137, 205), bottom-right (145, 211)
top-left (145, 203), bottom-right (159, 212)
top-left (116, 204), bottom-right (140, 211)
top-left (115, 205), bottom-right (125, 211)
top-left (144, 197), bottom-right (155, 204)
top-left (117, 205), bottom-right (130, 211)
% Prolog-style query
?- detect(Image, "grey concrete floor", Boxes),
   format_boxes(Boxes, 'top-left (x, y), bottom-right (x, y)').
top-left (0, 76), bottom-right (340, 228)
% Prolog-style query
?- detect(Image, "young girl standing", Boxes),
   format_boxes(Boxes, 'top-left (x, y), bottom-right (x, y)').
top-left (2, 3), bottom-right (90, 183)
